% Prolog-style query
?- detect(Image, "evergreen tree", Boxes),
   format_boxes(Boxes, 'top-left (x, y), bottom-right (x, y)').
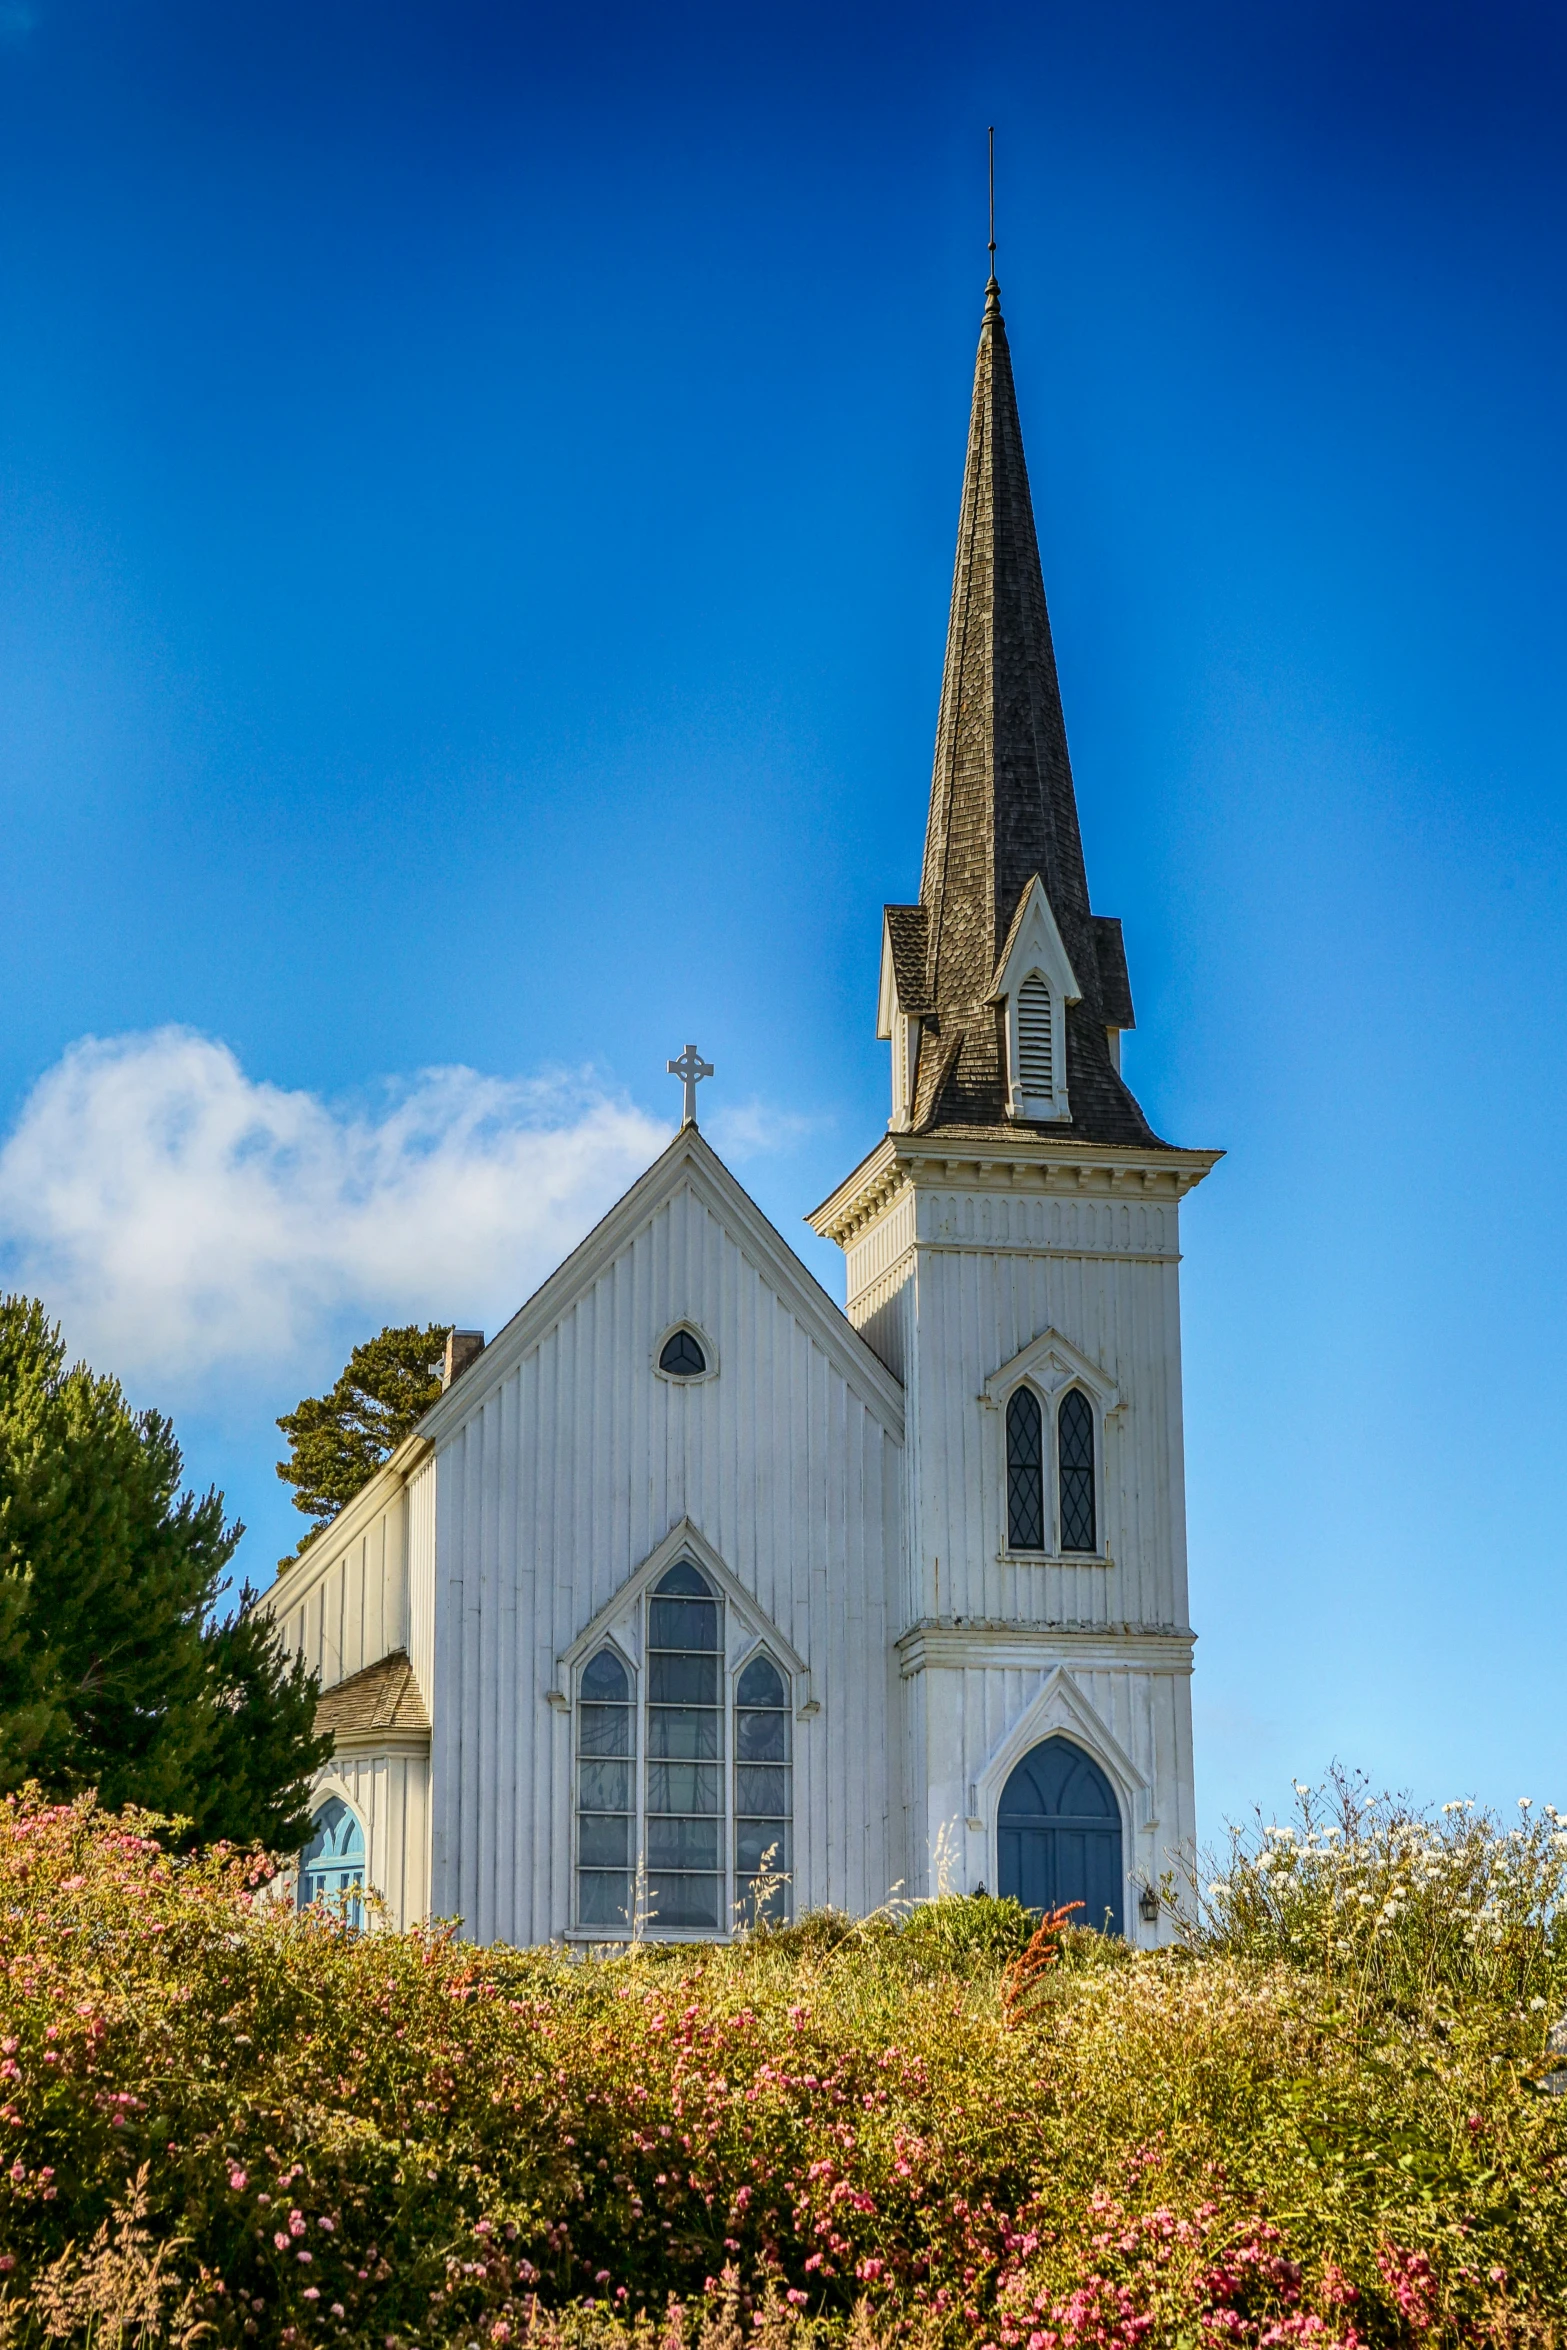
top-left (275, 1323), bottom-right (449, 1560)
top-left (0, 1294), bottom-right (330, 1846)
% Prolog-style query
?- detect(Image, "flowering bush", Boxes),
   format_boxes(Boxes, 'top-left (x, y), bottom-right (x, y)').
top-left (0, 1777), bottom-right (1562, 2347)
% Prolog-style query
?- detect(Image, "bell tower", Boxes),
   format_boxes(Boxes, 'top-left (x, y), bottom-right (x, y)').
top-left (810, 271), bottom-right (1220, 1936)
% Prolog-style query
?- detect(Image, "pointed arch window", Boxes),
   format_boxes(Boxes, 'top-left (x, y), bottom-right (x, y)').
top-left (647, 1562), bottom-right (723, 1929)
top-left (1006, 1387), bottom-right (1046, 1552)
top-left (572, 1560), bottom-right (797, 1937)
top-left (735, 1654), bottom-right (792, 1925)
top-left (299, 1797), bottom-right (365, 1926)
top-left (1058, 1388), bottom-right (1097, 1553)
top-left (576, 1648), bottom-right (636, 1928)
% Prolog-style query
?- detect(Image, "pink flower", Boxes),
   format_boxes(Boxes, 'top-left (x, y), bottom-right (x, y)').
top-left (297, 2250), bottom-right (313, 2265)
top-left (230, 2170), bottom-right (248, 2192)
top-left (318, 2217), bottom-right (335, 2233)
top-left (303, 2288), bottom-right (320, 2302)
top-left (331, 2307), bottom-right (345, 2321)
top-left (289, 2212), bottom-right (306, 2237)
top-left (274, 2233), bottom-right (291, 2251)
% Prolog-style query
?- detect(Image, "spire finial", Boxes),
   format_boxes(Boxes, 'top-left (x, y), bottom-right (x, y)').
top-left (987, 125), bottom-right (997, 287)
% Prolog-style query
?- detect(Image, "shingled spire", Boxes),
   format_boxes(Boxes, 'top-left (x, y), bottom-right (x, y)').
top-left (894, 277), bottom-right (1159, 1145)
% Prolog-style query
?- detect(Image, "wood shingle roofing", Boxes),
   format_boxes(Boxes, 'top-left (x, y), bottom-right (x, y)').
top-left (314, 1651), bottom-right (429, 1743)
top-left (909, 278), bottom-right (1169, 1148)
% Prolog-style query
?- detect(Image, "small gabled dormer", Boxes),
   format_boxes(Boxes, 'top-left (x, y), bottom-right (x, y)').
top-left (877, 904), bottom-right (931, 1132)
top-left (987, 875), bottom-right (1081, 1124)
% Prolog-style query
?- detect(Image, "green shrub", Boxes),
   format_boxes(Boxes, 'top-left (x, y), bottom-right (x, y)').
top-left (0, 1780), bottom-right (1562, 2348)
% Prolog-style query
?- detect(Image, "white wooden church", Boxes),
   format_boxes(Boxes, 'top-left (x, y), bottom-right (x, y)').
top-left (266, 270), bottom-right (1220, 1947)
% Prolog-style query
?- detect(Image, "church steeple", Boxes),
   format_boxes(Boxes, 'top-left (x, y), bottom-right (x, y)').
top-left (882, 276), bottom-right (1158, 1145)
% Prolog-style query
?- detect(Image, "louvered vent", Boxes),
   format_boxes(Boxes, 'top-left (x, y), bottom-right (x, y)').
top-left (1017, 977), bottom-right (1054, 1098)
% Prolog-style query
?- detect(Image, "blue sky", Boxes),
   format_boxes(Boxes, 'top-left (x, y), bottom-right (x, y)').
top-left (2, 0), bottom-right (1565, 1847)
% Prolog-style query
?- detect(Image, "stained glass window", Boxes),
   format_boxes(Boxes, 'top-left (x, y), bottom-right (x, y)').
top-left (576, 1648), bottom-right (635, 1929)
top-left (735, 1654), bottom-right (792, 1925)
top-left (658, 1329), bottom-right (707, 1378)
top-left (1058, 1387), bottom-right (1097, 1553)
top-left (1006, 1386), bottom-right (1045, 1551)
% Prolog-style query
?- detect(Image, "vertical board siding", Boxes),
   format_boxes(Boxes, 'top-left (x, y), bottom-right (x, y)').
top-left (271, 1487), bottom-right (410, 1693)
top-left (906, 1654), bottom-right (1194, 1926)
top-left (320, 1752), bottom-right (431, 1930)
top-left (408, 1458), bottom-right (437, 1713)
top-left (856, 1167), bottom-right (1198, 1921)
top-left (429, 1181), bottom-right (904, 1944)
top-left (901, 1185), bottom-right (1190, 1635)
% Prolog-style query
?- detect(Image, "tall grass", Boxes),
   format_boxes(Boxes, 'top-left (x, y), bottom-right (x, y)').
top-left (0, 1777), bottom-right (1562, 2347)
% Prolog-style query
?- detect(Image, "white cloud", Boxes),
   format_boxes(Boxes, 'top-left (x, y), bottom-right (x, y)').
top-left (704, 1096), bottom-right (816, 1161)
top-left (0, 1028), bottom-right (670, 1395)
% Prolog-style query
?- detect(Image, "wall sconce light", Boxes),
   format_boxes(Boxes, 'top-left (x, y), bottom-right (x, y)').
top-left (1138, 1883), bottom-right (1160, 1926)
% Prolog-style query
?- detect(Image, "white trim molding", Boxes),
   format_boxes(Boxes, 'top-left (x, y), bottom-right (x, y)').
top-left (982, 1325), bottom-right (1120, 1414)
top-left (986, 877), bottom-right (1082, 1124)
top-left (557, 1517), bottom-right (812, 1714)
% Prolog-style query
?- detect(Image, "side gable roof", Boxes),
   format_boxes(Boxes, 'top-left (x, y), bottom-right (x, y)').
top-left (416, 1126), bottom-right (905, 1448)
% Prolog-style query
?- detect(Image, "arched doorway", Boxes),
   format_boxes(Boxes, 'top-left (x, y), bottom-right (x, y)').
top-left (298, 1796), bottom-right (366, 1925)
top-left (997, 1737), bottom-right (1123, 1935)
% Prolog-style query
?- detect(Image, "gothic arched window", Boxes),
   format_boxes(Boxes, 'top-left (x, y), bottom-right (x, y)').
top-left (576, 1648), bottom-right (635, 1929)
top-left (1006, 1386), bottom-right (1045, 1551)
top-left (735, 1654), bottom-right (792, 1925)
top-left (1058, 1387), bottom-right (1097, 1553)
top-left (572, 1561), bottom-right (797, 1938)
top-left (647, 1563), bottom-right (723, 1929)
top-left (298, 1796), bottom-right (365, 1926)
top-left (658, 1328), bottom-right (707, 1378)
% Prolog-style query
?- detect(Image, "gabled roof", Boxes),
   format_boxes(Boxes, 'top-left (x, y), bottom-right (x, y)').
top-left (416, 1125), bottom-right (905, 1447)
top-left (986, 872), bottom-right (1080, 1005)
top-left (909, 278), bottom-right (1164, 1146)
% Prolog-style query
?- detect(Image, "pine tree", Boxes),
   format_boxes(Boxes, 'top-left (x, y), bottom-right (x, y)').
top-left (275, 1323), bottom-right (449, 1560)
top-left (0, 1295), bottom-right (331, 1846)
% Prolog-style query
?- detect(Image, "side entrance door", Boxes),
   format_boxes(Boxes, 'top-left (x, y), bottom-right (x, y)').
top-left (997, 1736), bottom-right (1123, 1934)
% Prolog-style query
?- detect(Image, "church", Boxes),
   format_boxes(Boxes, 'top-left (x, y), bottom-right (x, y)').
top-left (265, 267), bottom-right (1220, 1948)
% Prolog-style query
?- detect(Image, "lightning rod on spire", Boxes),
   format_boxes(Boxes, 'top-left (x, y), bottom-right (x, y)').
top-left (987, 125), bottom-right (996, 282)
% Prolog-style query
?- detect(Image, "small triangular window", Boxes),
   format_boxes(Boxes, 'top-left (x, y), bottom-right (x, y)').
top-left (659, 1329), bottom-right (707, 1378)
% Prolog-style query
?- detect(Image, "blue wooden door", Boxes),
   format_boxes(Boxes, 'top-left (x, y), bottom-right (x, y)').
top-left (997, 1738), bottom-right (1123, 1934)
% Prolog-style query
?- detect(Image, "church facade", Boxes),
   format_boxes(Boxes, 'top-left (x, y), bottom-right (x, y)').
top-left (265, 272), bottom-right (1219, 1947)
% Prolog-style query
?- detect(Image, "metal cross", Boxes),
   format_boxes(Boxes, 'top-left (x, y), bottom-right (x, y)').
top-left (667, 1043), bottom-right (714, 1128)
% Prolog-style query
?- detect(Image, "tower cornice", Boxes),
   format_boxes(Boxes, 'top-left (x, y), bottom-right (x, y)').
top-left (806, 1131), bottom-right (1222, 1252)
